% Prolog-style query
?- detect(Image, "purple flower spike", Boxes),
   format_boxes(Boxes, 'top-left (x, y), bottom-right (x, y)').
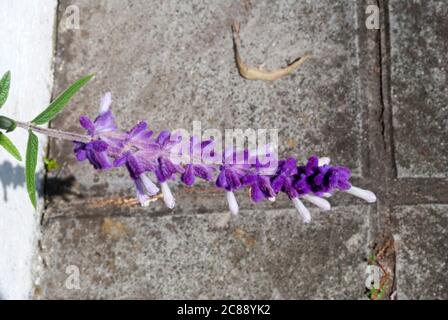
top-left (73, 92), bottom-right (377, 220)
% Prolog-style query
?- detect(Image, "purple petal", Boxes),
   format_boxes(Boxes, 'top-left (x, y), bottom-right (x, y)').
top-left (181, 164), bottom-right (195, 186)
top-left (155, 157), bottom-right (180, 182)
top-left (337, 180), bottom-right (352, 190)
top-left (283, 178), bottom-right (298, 199)
top-left (225, 169), bottom-right (242, 190)
top-left (306, 156), bottom-right (319, 175)
top-left (283, 157), bottom-right (298, 174)
top-left (295, 174), bottom-right (311, 195)
top-left (127, 154), bottom-right (145, 178)
top-left (271, 175), bottom-right (286, 193)
top-left (94, 110), bottom-right (117, 133)
top-left (86, 150), bottom-right (112, 170)
top-left (193, 164), bottom-right (213, 181)
top-left (216, 169), bottom-right (228, 189)
top-left (133, 177), bottom-right (150, 206)
top-left (156, 130), bottom-right (170, 146)
top-left (128, 121), bottom-right (148, 138)
top-left (75, 149), bottom-right (87, 161)
top-left (241, 174), bottom-right (257, 185)
top-left (113, 154), bottom-right (129, 167)
top-left (250, 183), bottom-right (265, 202)
top-left (89, 140), bottom-right (108, 152)
top-left (79, 116), bottom-right (96, 136)
top-left (314, 172), bottom-right (325, 186)
top-left (73, 141), bottom-right (87, 160)
top-left (258, 176), bottom-right (275, 199)
top-left (132, 149), bottom-right (158, 172)
top-left (328, 170), bottom-right (339, 188)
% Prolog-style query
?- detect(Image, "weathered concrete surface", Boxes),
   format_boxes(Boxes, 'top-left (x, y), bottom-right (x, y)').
top-left (393, 205), bottom-right (448, 300)
top-left (36, 0), bottom-right (448, 300)
top-left (39, 206), bottom-right (370, 299)
top-left (385, 0), bottom-right (448, 299)
top-left (37, 0), bottom-right (377, 299)
top-left (389, 0), bottom-right (448, 178)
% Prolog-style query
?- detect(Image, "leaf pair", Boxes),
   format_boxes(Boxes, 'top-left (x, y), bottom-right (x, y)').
top-left (24, 73), bottom-right (94, 208)
top-left (0, 70), bottom-right (94, 208)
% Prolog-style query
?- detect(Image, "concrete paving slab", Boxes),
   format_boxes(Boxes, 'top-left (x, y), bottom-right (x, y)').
top-left (38, 206), bottom-right (371, 299)
top-left (393, 205), bottom-right (448, 299)
top-left (389, 0), bottom-right (448, 177)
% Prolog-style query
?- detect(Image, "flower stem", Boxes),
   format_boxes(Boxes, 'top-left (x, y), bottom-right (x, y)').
top-left (15, 121), bottom-right (91, 143)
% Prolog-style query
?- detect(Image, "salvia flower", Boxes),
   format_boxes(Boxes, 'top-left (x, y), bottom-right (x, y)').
top-left (113, 121), bottom-right (159, 206)
top-left (242, 150), bottom-right (277, 203)
top-left (181, 137), bottom-right (215, 186)
top-left (73, 92), bottom-right (118, 170)
top-left (216, 149), bottom-right (252, 215)
top-left (74, 93), bottom-right (377, 224)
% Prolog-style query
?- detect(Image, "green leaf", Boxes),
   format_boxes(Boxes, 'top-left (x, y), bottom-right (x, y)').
top-left (0, 70), bottom-right (11, 108)
top-left (31, 73), bottom-right (94, 125)
top-left (26, 130), bottom-right (39, 209)
top-left (0, 133), bottom-right (22, 161)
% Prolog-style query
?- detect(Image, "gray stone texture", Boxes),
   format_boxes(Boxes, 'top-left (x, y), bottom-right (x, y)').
top-left (37, 0), bottom-right (448, 299)
top-left (390, 0), bottom-right (448, 177)
top-left (40, 206), bottom-right (370, 299)
top-left (393, 205), bottom-right (448, 299)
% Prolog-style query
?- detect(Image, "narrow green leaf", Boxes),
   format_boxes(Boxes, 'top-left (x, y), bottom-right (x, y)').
top-left (31, 73), bottom-right (94, 125)
top-left (0, 70), bottom-right (11, 108)
top-left (0, 133), bottom-right (22, 161)
top-left (26, 130), bottom-right (39, 209)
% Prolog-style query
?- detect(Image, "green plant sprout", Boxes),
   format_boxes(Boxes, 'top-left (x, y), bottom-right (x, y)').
top-left (43, 157), bottom-right (60, 171)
